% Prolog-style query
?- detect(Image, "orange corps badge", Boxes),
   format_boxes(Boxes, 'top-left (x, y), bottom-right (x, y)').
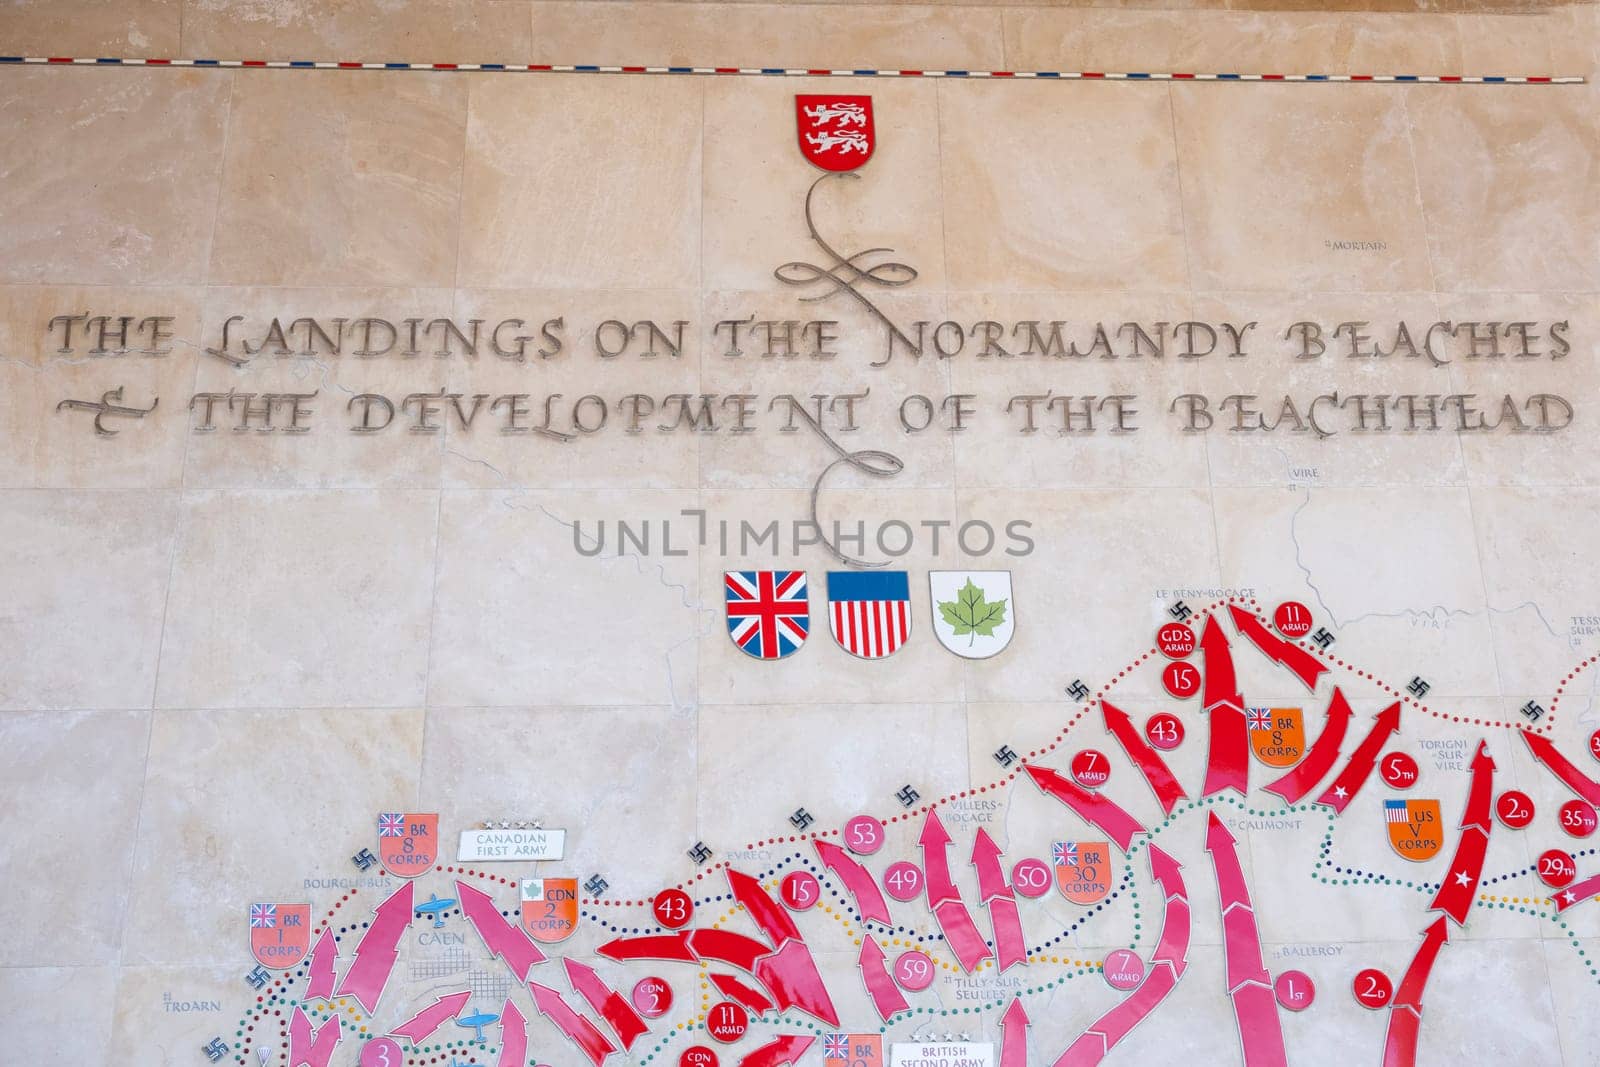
top-left (1054, 841), bottom-right (1112, 905)
top-left (521, 877), bottom-right (580, 943)
top-left (248, 903), bottom-right (311, 969)
top-left (1385, 799), bottom-right (1444, 862)
top-left (1246, 707), bottom-right (1306, 768)
top-left (378, 812), bottom-right (438, 878)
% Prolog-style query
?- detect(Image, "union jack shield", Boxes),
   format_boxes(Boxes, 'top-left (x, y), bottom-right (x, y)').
top-left (795, 95), bottom-right (875, 172)
top-left (378, 812), bottom-right (438, 878)
top-left (827, 570), bottom-right (911, 660)
top-left (725, 570), bottom-right (810, 660)
top-left (248, 902), bottom-right (311, 969)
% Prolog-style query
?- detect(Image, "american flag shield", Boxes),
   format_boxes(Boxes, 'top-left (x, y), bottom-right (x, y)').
top-left (826, 570), bottom-right (911, 660)
top-left (1384, 800), bottom-right (1410, 823)
top-left (725, 570), bottom-right (810, 660)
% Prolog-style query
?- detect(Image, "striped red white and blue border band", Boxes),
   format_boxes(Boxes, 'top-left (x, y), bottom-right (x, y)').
top-left (0, 56), bottom-right (1584, 83)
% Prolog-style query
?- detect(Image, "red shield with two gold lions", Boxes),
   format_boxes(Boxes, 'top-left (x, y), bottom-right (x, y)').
top-left (378, 812), bottom-right (438, 878)
top-left (521, 877), bottom-right (580, 943)
top-left (1385, 799), bottom-right (1444, 862)
top-left (1053, 841), bottom-right (1112, 905)
top-left (249, 903), bottom-right (311, 970)
top-left (795, 95), bottom-right (875, 172)
top-left (1246, 706), bottom-right (1306, 768)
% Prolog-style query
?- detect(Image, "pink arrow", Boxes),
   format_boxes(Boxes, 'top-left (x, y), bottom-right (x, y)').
top-left (738, 1036), bottom-right (815, 1067)
top-left (1460, 740), bottom-right (1496, 833)
top-left (815, 840), bottom-right (893, 925)
top-left (528, 980), bottom-right (617, 1067)
top-left (711, 972), bottom-right (776, 1015)
top-left (1200, 617), bottom-right (1248, 797)
top-left (1227, 604), bottom-right (1328, 691)
top-left (1384, 918), bottom-right (1449, 1067)
top-left (753, 939), bottom-right (840, 1026)
top-left (457, 879), bottom-right (546, 982)
top-left (566, 958), bottom-right (650, 1050)
top-left (988, 896), bottom-right (1027, 973)
top-left (1428, 743), bottom-right (1493, 926)
top-left (1553, 872), bottom-right (1600, 913)
top-left (971, 828), bottom-right (1013, 904)
top-left (1199, 613), bottom-right (1241, 712)
top-left (301, 927), bottom-right (338, 1002)
top-left (933, 898), bottom-right (994, 973)
top-left (1263, 687), bottom-right (1353, 804)
top-left (728, 868), bottom-right (802, 947)
top-left (597, 931), bottom-right (697, 963)
top-left (690, 929), bottom-right (771, 973)
top-left (919, 810), bottom-right (961, 908)
top-left (857, 935), bottom-right (911, 1021)
top-left (1315, 701), bottom-right (1402, 814)
top-left (388, 990), bottom-right (472, 1044)
top-left (334, 880), bottom-right (411, 1014)
top-left (1522, 729), bottom-right (1600, 806)
top-left (288, 1007), bottom-right (341, 1067)
top-left (497, 1000), bottom-right (528, 1067)
top-left (1102, 700), bottom-right (1188, 816)
top-left (1024, 763), bottom-right (1146, 851)
top-left (999, 998), bottom-right (1029, 1067)
top-left (1205, 814), bottom-right (1287, 1067)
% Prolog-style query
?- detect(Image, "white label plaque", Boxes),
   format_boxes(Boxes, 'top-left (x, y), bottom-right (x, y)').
top-left (889, 1043), bottom-right (994, 1067)
top-left (457, 828), bottom-right (566, 862)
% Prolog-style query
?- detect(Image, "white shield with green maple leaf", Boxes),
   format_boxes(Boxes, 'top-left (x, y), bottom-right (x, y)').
top-left (929, 571), bottom-right (1015, 659)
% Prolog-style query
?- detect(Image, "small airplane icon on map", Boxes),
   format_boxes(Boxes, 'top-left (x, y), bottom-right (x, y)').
top-left (414, 893), bottom-right (457, 928)
top-left (457, 1009), bottom-right (500, 1043)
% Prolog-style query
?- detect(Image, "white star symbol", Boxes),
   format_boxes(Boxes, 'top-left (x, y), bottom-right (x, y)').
top-left (1334, 787), bottom-right (1348, 799)
top-left (1453, 871), bottom-right (1471, 887)
top-left (1563, 891), bottom-right (1576, 904)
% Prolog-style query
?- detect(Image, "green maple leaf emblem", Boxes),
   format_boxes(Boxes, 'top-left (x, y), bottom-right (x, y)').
top-left (938, 579), bottom-right (1008, 647)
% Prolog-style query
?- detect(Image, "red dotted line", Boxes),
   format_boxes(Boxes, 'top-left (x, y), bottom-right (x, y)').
top-left (1548, 651), bottom-right (1600, 735)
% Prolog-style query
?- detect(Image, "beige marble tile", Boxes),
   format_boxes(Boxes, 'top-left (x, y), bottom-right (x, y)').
top-left (0, 69), bottom-right (228, 285)
top-left (1545, 938), bottom-right (1600, 1061)
top-left (0, 0), bottom-right (177, 55)
top-left (1407, 85), bottom-right (1599, 293)
top-left (0, 966), bottom-right (116, 1062)
top-left (1455, 12), bottom-right (1559, 73)
top-left (422, 705), bottom-right (698, 896)
top-left (208, 71), bottom-right (468, 287)
top-left (940, 80), bottom-right (1187, 291)
top-left (1172, 83), bottom-right (1435, 292)
top-left (1415, 938), bottom-right (1561, 1063)
top-left (530, 2), bottom-right (1004, 69)
top-left (184, 0), bottom-right (533, 64)
top-left (111, 963), bottom-right (252, 1065)
top-left (0, 710), bottom-right (149, 964)
top-left (0, 285), bottom-right (199, 489)
top-left (0, 491), bottom-right (178, 709)
top-left (154, 490), bottom-right (439, 708)
top-left (121, 707), bottom-right (424, 964)
top-left (702, 75), bottom-right (944, 292)
top-left (428, 489), bottom-right (700, 707)
top-left (458, 74), bottom-right (701, 290)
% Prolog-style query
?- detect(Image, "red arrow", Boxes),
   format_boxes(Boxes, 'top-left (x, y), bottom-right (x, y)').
top-left (1384, 918), bottom-right (1450, 1067)
top-left (1205, 813), bottom-right (1287, 1067)
top-left (497, 1000), bottom-right (527, 1067)
top-left (814, 840), bottom-right (893, 925)
top-left (753, 939), bottom-right (840, 1026)
top-left (711, 972), bottom-right (776, 1015)
top-left (1024, 763), bottom-right (1146, 851)
top-left (1200, 616), bottom-right (1248, 797)
top-left (388, 990), bottom-right (471, 1044)
top-left (596, 931), bottom-right (696, 964)
top-left (690, 929), bottom-right (771, 973)
top-left (302, 926), bottom-right (338, 1002)
top-left (528, 980), bottom-right (617, 1067)
top-left (1053, 847), bottom-right (1190, 1067)
top-left (857, 935), bottom-right (911, 1021)
top-left (1522, 728), bottom-right (1600, 806)
top-left (933, 898), bottom-right (994, 973)
top-left (334, 879), bottom-right (411, 1014)
top-left (1315, 701), bottom-right (1402, 814)
top-left (457, 879), bottom-right (546, 982)
top-left (565, 958), bottom-right (650, 1050)
top-left (919, 810), bottom-right (961, 908)
top-left (1429, 742), bottom-right (1494, 926)
top-left (1263, 687), bottom-right (1353, 804)
top-left (1227, 604), bottom-right (1328, 691)
top-left (728, 869), bottom-right (801, 947)
top-left (288, 1006), bottom-right (341, 1067)
top-left (988, 896), bottom-right (1027, 973)
top-left (1461, 740), bottom-right (1496, 833)
top-left (1553, 872), bottom-right (1600, 913)
top-left (1102, 700), bottom-right (1188, 815)
top-left (737, 1036), bottom-right (814, 1067)
top-left (971, 828), bottom-right (1013, 903)
top-left (999, 998), bottom-right (1029, 1067)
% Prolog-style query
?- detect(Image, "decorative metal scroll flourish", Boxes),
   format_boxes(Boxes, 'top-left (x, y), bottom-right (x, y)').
top-left (55, 386), bottom-right (159, 436)
top-left (774, 173), bottom-right (919, 351)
